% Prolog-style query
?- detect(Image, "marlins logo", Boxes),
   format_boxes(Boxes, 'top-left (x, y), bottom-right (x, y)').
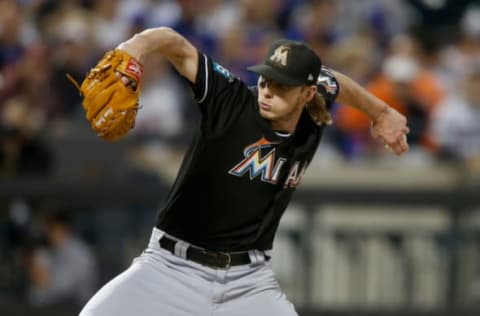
top-left (229, 137), bottom-right (286, 184)
top-left (269, 45), bottom-right (290, 66)
top-left (229, 136), bottom-right (308, 188)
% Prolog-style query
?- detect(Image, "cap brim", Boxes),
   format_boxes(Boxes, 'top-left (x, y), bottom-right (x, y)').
top-left (247, 64), bottom-right (305, 86)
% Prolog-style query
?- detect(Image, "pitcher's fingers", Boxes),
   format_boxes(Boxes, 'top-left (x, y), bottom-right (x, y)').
top-left (116, 71), bottom-right (132, 86)
top-left (391, 142), bottom-right (407, 155)
top-left (401, 134), bottom-right (409, 152)
top-left (387, 133), bottom-right (407, 155)
top-left (395, 134), bottom-right (409, 154)
top-left (121, 76), bottom-right (131, 86)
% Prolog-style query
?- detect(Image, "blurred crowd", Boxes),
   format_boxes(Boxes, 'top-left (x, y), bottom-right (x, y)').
top-left (1, 0), bottom-right (480, 179)
top-left (1, 0), bottom-right (480, 309)
top-left (2, 200), bottom-right (98, 308)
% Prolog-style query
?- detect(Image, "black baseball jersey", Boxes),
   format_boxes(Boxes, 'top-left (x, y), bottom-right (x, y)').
top-left (156, 51), bottom-right (330, 252)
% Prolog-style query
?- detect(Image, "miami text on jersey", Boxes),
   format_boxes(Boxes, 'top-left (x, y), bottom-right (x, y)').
top-left (229, 137), bottom-right (307, 188)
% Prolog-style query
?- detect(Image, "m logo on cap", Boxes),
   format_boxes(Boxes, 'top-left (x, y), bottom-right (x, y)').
top-left (269, 45), bottom-right (290, 66)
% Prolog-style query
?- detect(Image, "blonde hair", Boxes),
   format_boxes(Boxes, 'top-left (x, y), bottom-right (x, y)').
top-left (306, 93), bottom-right (332, 126)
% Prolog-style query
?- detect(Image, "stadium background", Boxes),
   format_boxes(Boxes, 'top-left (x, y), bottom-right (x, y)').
top-left (1, 0), bottom-right (480, 315)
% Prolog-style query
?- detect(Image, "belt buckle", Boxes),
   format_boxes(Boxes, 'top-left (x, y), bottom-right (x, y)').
top-left (212, 251), bottom-right (231, 269)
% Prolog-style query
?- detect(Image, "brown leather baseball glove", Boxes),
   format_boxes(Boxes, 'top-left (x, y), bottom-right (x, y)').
top-left (67, 49), bottom-right (143, 141)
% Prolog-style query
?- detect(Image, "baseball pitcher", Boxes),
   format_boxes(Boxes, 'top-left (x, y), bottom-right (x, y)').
top-left (70, 27), bottom-right (409, 316)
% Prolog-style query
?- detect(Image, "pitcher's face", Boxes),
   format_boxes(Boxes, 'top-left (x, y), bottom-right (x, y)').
top-left (257, 76), bottom-right (315, 130)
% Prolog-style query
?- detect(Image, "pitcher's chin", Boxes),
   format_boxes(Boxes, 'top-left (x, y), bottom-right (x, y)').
top-left (259, 106), bottom-right (275, 119)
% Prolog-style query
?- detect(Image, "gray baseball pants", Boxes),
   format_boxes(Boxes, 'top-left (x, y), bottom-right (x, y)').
top-left (79, 227), bottom-right (298, 316)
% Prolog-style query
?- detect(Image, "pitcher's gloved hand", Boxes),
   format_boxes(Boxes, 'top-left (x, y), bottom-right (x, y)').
top-left (67, 49), bottom-right (143, 141)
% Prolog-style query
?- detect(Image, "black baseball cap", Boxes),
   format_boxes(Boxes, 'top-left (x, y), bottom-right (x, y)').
top-left (247, 39), bottom-right (322, 86)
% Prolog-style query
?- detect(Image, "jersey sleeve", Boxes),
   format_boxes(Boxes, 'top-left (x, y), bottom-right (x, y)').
top-left (316, 66), bottom-right (340, 109)
top-left (187, 51), bottom-right (251, 134)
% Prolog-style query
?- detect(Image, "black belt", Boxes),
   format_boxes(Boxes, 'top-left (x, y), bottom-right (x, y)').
top-left (159, 235), bottom-right (269, 269)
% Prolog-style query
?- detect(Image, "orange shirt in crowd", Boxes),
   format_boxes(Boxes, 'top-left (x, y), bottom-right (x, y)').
top-left (335, 71), bottom-right (444, 134)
